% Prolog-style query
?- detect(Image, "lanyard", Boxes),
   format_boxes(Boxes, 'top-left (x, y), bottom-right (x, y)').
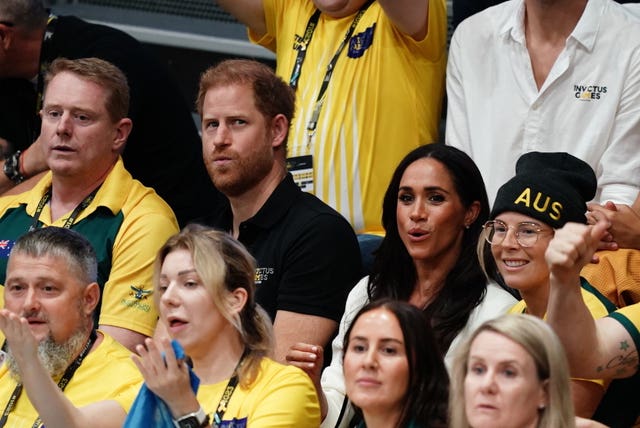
top-left (0, 330), bottom-right (97, 428)
top-left (212, 350), bottom-right (247, 427)
top-left (288, 9), bottom-right (321, 91)
top-left (29, 185), bottom-right (101, 232)
top-left (287, 1), bottom-right (374, 147)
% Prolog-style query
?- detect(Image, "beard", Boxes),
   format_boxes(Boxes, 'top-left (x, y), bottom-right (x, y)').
top-left (206, 139), bottom-right (276, 198)
top-left (5, 321), bottom-right (91, 384)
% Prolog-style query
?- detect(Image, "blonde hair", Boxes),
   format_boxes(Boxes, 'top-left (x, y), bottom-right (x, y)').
top-left (477, 227), bottom-right (490, 279)
top-left (154, 225), bottom-right (273, 387)
top-left (449, 314), bottom-right (575, 428)
top-left (46, 57), bottom-right (130, 123)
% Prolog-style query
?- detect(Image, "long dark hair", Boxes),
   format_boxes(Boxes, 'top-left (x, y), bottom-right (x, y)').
top-left (369, 144), bottom-right (491, 353)
top-left (343, 299), bottom-right (449, 428)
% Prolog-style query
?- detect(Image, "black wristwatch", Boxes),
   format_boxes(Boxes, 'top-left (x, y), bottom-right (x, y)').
top-left (174, 407), bottom-right (210, 428)
top-left (3, 150), bottom-right (24, 184)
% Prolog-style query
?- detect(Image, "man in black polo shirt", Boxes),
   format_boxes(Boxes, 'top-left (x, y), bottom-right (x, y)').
top-left (196, 59), bottom-right (361, 362)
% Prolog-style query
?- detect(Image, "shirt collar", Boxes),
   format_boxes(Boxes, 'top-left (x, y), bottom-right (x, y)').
top-left (241, 174), bottom-right (299, 230)
top-left (24, 157), bottom-right (130, 220)
top-left (499, 0), bottom-right (526, 42)
top-left (570, 0), bottom-right (604, 52)
top-left (500, 0), bottom-right (604, 51)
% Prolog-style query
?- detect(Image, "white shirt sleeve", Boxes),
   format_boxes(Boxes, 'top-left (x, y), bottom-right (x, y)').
top-left (445, 26), bottom-right (472, 154)
top-left (595, 42), bottom-right (640, 205)
top-left (320, 278), bottom-right (516, 425)
top-left (444, 281), bottom-right (518, 369)
top-left (320, 276), bottom-right (369, 428)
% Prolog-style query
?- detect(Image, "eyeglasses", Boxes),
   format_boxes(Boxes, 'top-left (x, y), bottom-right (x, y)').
top-left (482, 220), bottom-right (554, 248)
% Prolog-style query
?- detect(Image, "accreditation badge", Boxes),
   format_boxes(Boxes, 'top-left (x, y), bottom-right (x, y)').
top-left (287, 155), bottom-right (314, 193)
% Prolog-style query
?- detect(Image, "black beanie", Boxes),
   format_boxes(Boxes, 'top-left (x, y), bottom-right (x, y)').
top-left (490, 152), bottom-right (597, 229)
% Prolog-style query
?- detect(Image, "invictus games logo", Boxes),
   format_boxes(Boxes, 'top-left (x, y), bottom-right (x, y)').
top-left (255, 267), bottom-right (274, 285)
top-left (574, 84), bottom-right (607, 101)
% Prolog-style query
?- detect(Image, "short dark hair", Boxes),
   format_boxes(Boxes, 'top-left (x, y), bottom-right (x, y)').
top-left (343, 299), bottom-right (449, 427)
top-left (11, 227), bottom-right (98, 285)
top-left (0, 0), bottom-right (48, 31)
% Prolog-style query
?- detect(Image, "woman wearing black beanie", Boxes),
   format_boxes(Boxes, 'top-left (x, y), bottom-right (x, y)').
top-left (478, 151), bottom-right (615, 422)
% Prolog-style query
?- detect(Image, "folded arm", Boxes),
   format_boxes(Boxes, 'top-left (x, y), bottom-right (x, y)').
top-left (0, 137), bottom-right (48, 195)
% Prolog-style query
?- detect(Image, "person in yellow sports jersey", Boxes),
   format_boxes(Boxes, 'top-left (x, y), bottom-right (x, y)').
top-left (479, 152), bottom-right (616, 420)
top-left (216, 0), bottom-right (447, 235)
top-left (0, 57), bottom-right (179, 352)
top-left (547, 215), bottom-right (640, 428)
top-left (128, 226), bottom-right (320, 428)
top-left (0, 227), bottom-right (142, 428)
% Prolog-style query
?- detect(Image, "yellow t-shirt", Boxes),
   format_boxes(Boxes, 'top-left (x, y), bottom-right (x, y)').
top-left (251, 0), bottom-right (447, 233)
top-left (509, 279), bottom-right (617, 388)
top-left (610, 303), bottom-right (640, 354)
top-left (508, 279), bottom-right (616, 319)
top-left (0, 332), bottom-right (142, 427)
top-left (196, 358), bottom-right (320, 427)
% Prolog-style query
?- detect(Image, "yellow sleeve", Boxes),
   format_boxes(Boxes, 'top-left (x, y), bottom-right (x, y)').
top-left (569, 284), bottom-right (618, 387)
top-left (609, 304), bottom-right (640, 354)
top-left (508, 300), bottom-right (526, 314)
top-left (248, 363), bottom-right (321, 427)
top-left (99, 205), bottom-right (178, 337)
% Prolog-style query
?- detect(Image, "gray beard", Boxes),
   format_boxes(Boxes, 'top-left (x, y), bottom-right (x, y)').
top-left (5, 327), bottom-right (90, 383)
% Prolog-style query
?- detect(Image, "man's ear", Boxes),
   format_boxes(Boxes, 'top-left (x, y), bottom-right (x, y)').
top-left (0, 23), bottom-right (14, 51)
top-left (83, 282), bottom-right (101, 316)
top-left (112, 118), bottom-right (132, 153)
top-left (227, 287), bottom-right (248, 316)
top-left (270, 114), bottom-right (289, 149)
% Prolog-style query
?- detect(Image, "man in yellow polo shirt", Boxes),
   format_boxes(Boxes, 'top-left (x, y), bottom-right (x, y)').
top-left (0, 58), bottom-right (178, 351)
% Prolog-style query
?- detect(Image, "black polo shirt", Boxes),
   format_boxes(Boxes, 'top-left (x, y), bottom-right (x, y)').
top-left (203, 174), bottom-right (361, 322)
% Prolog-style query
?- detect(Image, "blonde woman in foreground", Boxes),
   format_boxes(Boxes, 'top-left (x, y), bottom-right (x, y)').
top-left (449, 314), bottom-right (608, 428)
top-left (127, 226), bottom-right (320, 427)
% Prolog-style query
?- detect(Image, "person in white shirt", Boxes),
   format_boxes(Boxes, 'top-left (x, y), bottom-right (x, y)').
top-left (446, 0), bottom-right (640, 206)
top-left (285, 145), bottom-right (516, 428)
